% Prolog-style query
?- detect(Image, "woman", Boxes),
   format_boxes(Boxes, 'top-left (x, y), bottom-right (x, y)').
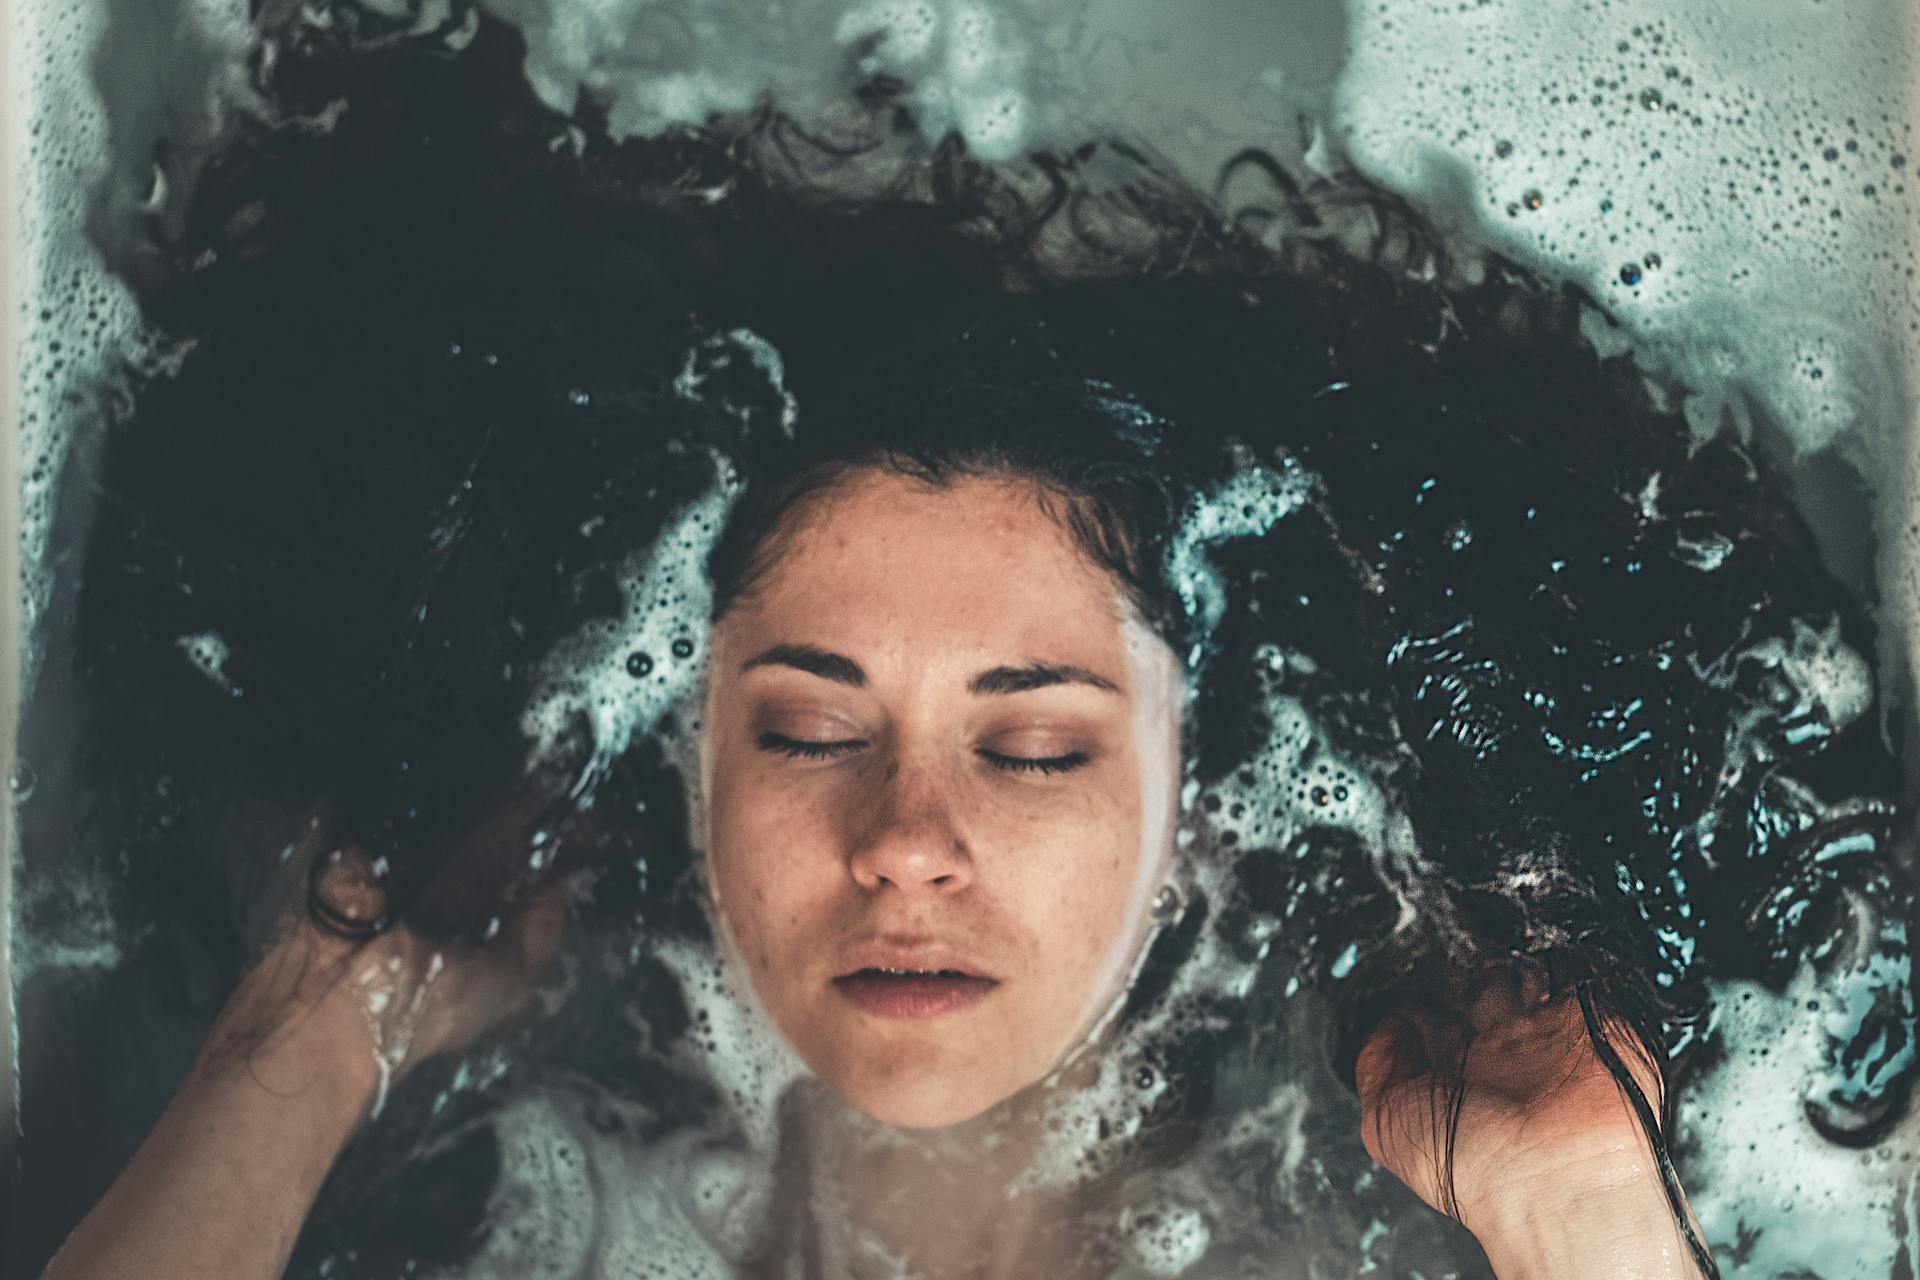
top-left (32, 6), bottom-right (1905, 1277)
top-left (42, 327), bottom-right (1712, 1280)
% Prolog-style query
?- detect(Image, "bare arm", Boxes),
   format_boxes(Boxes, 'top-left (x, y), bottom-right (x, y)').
top-left (1472, 1165), bottom-right (1707, 1280)
top-left (41, 875), bottom-right (563, 1280)
top-left (41, 935), bottom-right (380, 1280)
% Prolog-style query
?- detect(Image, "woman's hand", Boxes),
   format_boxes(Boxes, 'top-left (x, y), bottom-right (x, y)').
top-left (42, 780), bottom-right (575, 1280)
top-left (1354, 964), bottom-right (1711, 1279)
top-left (201, 841), bottom-right (566, 1117)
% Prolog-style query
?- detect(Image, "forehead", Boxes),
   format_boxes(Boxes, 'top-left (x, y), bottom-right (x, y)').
top-left (720, 470), bottom-right (1133, 677)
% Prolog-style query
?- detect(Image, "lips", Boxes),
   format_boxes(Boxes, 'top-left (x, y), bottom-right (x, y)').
top-left (832, 968), bottom-right (999, 1020)
top-left (830, 941), bottom-right (1000, 1020)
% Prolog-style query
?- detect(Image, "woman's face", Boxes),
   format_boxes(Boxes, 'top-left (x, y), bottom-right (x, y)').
top-left (700, 469), bottom-right (1183, 1128)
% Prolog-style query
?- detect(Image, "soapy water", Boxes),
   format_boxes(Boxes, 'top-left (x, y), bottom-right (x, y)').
top-left (1327, 0), bottom-right (1920, 739)
top-left (7, 0), bottom-right (1919, 1277)
top-left (344, 438), bottom-right (1909, 1278)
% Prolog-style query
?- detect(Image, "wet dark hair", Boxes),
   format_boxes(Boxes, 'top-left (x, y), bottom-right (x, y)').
top-left (705, 324), bottom-right (1187, 647)
top-left (700, 320), bottom-right (1733, 1266)
top-left (44, 3), bottom-right (1914, 1275)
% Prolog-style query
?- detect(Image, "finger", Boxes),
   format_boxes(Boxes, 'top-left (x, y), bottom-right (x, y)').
top-left (436, 932), bottom-right (546, 1040)
top-left (432, 886), bottom-right (571, 1028)
top-left (510, 884), bottom-right (569, 975)
top-left (1354, 1011), bottom-right (1427, 1106)
top-left (412, 741), bottom-right (596, 939)
top-left (1464, 959), bottom-right (1535, 1035)
top-left (309, 845), bottom-right (394, 941)
top-left (253, 798), bottom-right (346, 950)
top-left (1359, 1072), bottom-right (1449, 1203)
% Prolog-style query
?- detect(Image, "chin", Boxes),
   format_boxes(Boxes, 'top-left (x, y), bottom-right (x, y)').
top-left (826, 1049), bottom-right (1017, 1129)
top-left (838, 1079), bottom-right (1004, 1130)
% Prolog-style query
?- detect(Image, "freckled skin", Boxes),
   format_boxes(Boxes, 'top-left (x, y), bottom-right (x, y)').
top-left (701, 470), bottom-right (1180, 1128)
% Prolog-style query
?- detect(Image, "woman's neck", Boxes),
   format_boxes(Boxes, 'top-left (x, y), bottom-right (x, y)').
top-left (769, 1085), bottom-right (1087, 1280)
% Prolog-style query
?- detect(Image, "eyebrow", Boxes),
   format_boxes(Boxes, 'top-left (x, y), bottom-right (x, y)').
top-left (741, 643), bottom-right (867, 687)
top-left (740, 643), bottom-right (1121, 696)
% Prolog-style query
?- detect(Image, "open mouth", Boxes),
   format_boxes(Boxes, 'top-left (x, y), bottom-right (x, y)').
top-left (831, 967), bottom-right (1000, 1020)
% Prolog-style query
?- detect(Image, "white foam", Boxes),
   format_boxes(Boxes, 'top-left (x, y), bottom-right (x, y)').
top-left (519, 466), bottom-right (738, 782)
top-left (652, 931), bottom-right (810, 1153)
top-left (1692, 612), bottom-right (1877, 791)
top-left (674, 328), bottom-right (800, 439)
top-left (1331, 0), bottom-right (1916, 460)
top-left (176, 630), bottom-right (240, 696)
top-left (1168, 450), bottom-right (1319, 656)
top-left (1679, 966), bottom-right (1917, 1278)
top-left (12, 865), bottom-right (126, 981)
top-left (1118, 1199), bottom-right (1211, 1276)
top-left (1325, 0), bottom-right (1920, 746)
top-left (11, 0), bottom-right (159, 702)
top-left (1202, 643), bottom-right (1426, 936)
top-left (480, 0), bottom-right (1051, 159)
top-left (445, 1056), bottom-right (780, 1277)
top-left (1764, 615), bottom-right (1874, 738)
top-left (8, 3), bottom-right (1912, 1269)
top-left (834, 0), bottom-right (1034, 159)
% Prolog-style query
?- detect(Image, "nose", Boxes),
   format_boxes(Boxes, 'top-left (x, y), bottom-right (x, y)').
top-left (846, 754), bottom-right (973, 896)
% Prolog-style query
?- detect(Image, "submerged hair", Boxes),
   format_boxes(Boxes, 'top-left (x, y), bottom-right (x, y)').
top-left (67, 2), bottom-right (1919, 1273)
top-left (706, 323), bottom-right (1187, 650)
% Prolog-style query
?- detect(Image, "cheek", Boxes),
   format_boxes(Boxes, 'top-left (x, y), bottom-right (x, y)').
top-left (1011, 788), bottom-right (1145, 972)
top-left (707, 770), bottom-right (837, 969)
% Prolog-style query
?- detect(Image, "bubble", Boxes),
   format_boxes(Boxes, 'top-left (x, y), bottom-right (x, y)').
top-left (522, 474), bottom-right (739, 776)
top-left (674, 328), bottom-right (800, 438)
top-left (627, 652), bottom-right (655, 677)
top-left (1122, 1202), bottom-right (1211, 1276)
top-left (1168, 452), bottom-right (1317, 642)
top-left (176, 631), bottom-right (239, 696)
top-left (1619, 262), bottom-right (1644, 286)
top-left (13, 0), bottom-right (148, 695)
top-left (26, 1), bottom-right (1919, 1272)
top-left (1328, 0), bottom-right (1920, 697)
top-left (1681, 964), bottom-right (1916, 1277)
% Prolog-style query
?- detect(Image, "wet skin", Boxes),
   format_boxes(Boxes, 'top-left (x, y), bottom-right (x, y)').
top-left (700, 469), bottom-right (1183, 1129)
top-left (42, 468), bottom-right (1710, 1280)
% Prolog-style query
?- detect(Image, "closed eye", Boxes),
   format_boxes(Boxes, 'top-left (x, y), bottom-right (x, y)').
top-left (758, 731), bottom-right (866, 760)
top-left (977, 748), bottom-right (1091, 776)
top-left (757, 735), bottom-right (1089, 774)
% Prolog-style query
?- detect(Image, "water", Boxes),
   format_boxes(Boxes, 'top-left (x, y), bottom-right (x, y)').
top-left (6, 1), bottom-right (1918, 1277)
